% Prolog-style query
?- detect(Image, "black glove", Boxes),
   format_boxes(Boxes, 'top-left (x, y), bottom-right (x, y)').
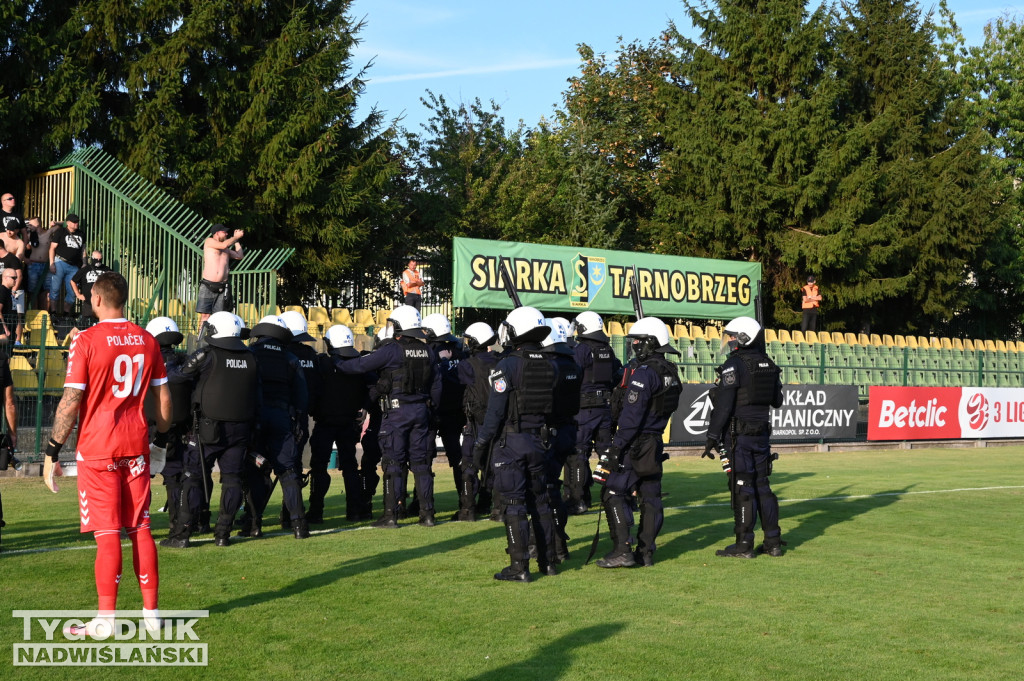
top-left (592, 445), bottom-right (621, 484)
top-left (472, 441), bottom-right (490, 469)
top-left (197, 321), bottom-right (214, 349)
top-left (181, 347), bottom-right (208, 377)
top-left (152, 430), bottom-right (170, 448)
top-left (701, 438), bottom-right (720, 460)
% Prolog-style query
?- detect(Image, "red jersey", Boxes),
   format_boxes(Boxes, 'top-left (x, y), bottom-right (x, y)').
top-left (65, 318), bottom-right (168, 460)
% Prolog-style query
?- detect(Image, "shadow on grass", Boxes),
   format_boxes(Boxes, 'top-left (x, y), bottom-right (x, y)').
top-left (206, 522), bottom-right (504, 615)
top-left (457, 622), bottom-right (626, 681)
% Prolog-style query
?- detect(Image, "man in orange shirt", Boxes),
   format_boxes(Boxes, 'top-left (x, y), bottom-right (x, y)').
top-left (401, 259), bottom-right (424, 311)
top-left (801, 275), bottom-right (821, 333)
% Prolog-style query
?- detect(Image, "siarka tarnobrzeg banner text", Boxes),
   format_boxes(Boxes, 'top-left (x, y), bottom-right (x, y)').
top-left (452, 237), bottom-right (761, 319)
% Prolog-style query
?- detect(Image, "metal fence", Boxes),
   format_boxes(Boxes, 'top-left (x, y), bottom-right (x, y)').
top-left (24, 147), bottom-right (294, 335)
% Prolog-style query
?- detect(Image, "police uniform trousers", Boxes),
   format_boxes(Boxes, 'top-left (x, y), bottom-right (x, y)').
top-left (180, 420), bottom-right (251, 539)
top-left (492, 431), bottom-right (557, 567)
top-left (379, 401), bottom-right (433, 514)
top-left (308, 420), bottom-right (360, 519)
top-left (248, 406), bottom-right (306, 524)
top-left (602, 434), bottom-right (665, 560)
top-left (359, 406), bottom-right (383, 514)
top-left (160, 426), bottom-right (189, 533)
top-left (545, 421), bottom-right (576, 554)
top-left (429, 409), bottom-right (465, 485)
top-left (569, 406), bottom-right (613, 507)
top-left (460, 418), bottom-right (489, 504)
top-left (727, 432), bottom-right (780, 546)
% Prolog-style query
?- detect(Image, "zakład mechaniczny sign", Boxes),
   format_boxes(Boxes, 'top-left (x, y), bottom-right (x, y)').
top-left (452, 237), bottom-right (761, 319)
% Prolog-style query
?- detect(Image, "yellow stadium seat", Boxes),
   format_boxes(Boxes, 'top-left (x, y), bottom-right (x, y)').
top-left (606, 321), bottom-right (625, 337)
top-left (870, 334), bottom-right (883, 346)
top-left (705, 325), bottom-right (721, 340)
top-left (916, 336), bottom-right (929, 349)
top-left (844, 333), bottom-right (858, 345)
top-left (331, 308), bottom-right (352, 327)
top-left (307, 306), bottom-right (329, 333)
top-left (623, 322), bottom-right (634, 336)
top-left (352, 309), bottom-right (374, 334)
top-left (236, 303), bottom-right (259, 328)
top-left (777, 329), bottom-right (792, 344)
top-left (964, 339), bottom-right (976, 352)
top-left (929, 337), bottom-right (942, 350)
top-left (376, 309), bottom-right (391, 329)
top-left (826, 332), bottom-right (842, 344)
top-left (995, 340), bottom-right (1008, 353)
top-left (284, 305), bottom-right (305, 318)
top-left (952, 338), bottom-right (964, 351)
top-left (690, 326), bottom-right (706, 341)
top-left (894, 335), bottom-right (907, 347)
top-left (674, 324), bottom-right (690, 341)
top-left (791, 330), bottom-right (805, 344)
top-left (882, 334), bottom-right (895, 346)
top-left (906, 336), bottom-right (919, 349)
top-left (985, 340), bottom-right (997, 352)
top-left (764, 329), bottom-right (778, 344)
top-left (167, 299), bottom-right (186, 318)
top-left (857, 333), bottom-right (870, 346)
top-left (940, 337), bottom-right (953, 350)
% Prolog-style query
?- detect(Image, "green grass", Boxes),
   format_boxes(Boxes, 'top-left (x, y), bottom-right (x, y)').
top-left (2, 448), bottom-right (1023, 680)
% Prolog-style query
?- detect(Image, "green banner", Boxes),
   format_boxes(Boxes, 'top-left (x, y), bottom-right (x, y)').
top-left (453, 237), bottom-right (760, 319)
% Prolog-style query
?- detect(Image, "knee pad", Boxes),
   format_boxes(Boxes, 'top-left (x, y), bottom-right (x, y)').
top-left (410, 461), bottom-right (433, 476)
top-left (381, 458), bottom-right (403, 476)
top-left (278, 469), bottom-right (302, 489)
top-left (502, 497), bottom-right (527, 517)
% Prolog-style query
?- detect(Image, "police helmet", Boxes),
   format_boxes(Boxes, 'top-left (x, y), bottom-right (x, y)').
top-left (723, 316), bottom-right (762, 350)
top-left (280, 310), bottom-right (315, 343)
top-left (145, 316), bottom-right (183, 347)
top-left (572, 311), bottom-right (606, 341)
top-left (421, 313), bottom-right (456, 342)
top-left (540, 319), bottom-right (566, 347)
top-left (387, 305), bottom-right (428, 339)
top-left (205, 311), bottom-right (247, 351)
top-left (463, 322), bottom-right (497, 351)
top-left (325, 324), bottom-right (359, 358)
top-left (627, 317), bottom-right (679, 359)
top-left (251, 314), bottom-right (292, 342)
top-left (499, 306), bottom-right (550, 346)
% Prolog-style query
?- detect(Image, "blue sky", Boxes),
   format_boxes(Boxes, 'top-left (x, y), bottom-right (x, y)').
top-left (350, 1), bottom-right (1023, 134)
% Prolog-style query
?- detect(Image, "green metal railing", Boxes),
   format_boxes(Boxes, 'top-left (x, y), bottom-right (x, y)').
top-left (26, 147), bottom-right (294, 333)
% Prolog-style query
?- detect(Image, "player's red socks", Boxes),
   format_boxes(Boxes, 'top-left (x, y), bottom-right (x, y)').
top-left (93, 530), bottom-right (122, 612)
top-left (127, 523), bottom-right (159, 610)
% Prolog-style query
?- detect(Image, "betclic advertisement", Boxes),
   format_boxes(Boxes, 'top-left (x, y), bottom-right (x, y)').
top-left (868, 386), bottom-right (1024, 440)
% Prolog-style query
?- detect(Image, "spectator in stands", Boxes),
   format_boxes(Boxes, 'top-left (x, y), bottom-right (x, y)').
top-left (0, 192), bottom-right (24, 236)
top-left (68, 251), bottom-right (112, 339)
top-left (26, 217), bottom-right (57, 311)
top-left (198, 224), bottom-right (244, 324)
top-left (49, 213), bottom-right (85, 315)
top-left (0, 241), bottom-right (23, 345)
top-left (401, 259), bottom-right (424, 311)
top-left (3, 221), bottom-right (27, 342)
top-left (0, 268), bottom-right (17, 342)
top-left (801, 275), bottom-right (821, 333)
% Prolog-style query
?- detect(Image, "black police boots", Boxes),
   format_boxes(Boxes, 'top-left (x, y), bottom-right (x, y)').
top-left (453, 477), bottom-right (477, 522)
top-left (758, 538), bottom-right (786, 557)
top-left (372, 478), bottom-right (400, 529)
top-left (596, 495), bottom-right (636, 568)
top-left (293, 518), bottom-right (310, 539)
top-left (716, 536), bottom-right (756, 559)
top-left (496, 515), bottom-right (532, 582)
top-left (494, 560), bottom-right (532, 582)
top-left (236, 515), bottom-right (263, 539)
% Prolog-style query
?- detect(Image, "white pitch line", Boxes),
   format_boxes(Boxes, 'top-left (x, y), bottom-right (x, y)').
top-left (4, 485), bottom-right (1023, 557)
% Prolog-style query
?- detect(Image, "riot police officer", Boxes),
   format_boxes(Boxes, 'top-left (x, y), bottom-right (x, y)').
top-left (178, 311), bottom-right (260, 547)
top-left (593, 317), bottom-right (681, 568)
top-left (540, 318), bottom-right (582, 563)
top-left (280, 310), bottom-right (321, 529)
top-left (355, 328), bottom-right (390, 520)
top-left (703, 316), bottom-right (784, 558)
top-left (309, 325), bottom-right (370, 521)
top-left (457, 322), bottom-right (499, 521)
top-left (246, 315), bottom-right (310, 539)
top-left (145, 317), bottom-right (197, 549)
top-left (336, 305), bottom-right (441, 528)
top-left (568, 311), bottom-right (622, 515)
top-left (473, 306), bottom-right (559, 582)
top-left (422, 313), bottom-right (466, 518)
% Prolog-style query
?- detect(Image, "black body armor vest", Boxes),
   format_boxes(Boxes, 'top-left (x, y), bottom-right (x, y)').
top-left (581, 339), bottom-right (615, 387)
top-left (463, 352), bottom-right (497, 423)
top-left (381, 337), bottom-right (433, 398)
top-left (549, 354), bottom-right (582, 422)
top-left (645, 355), bottom-right (682, 419)
top-left (512, 350), bottom-right (555, 418)
top-left (252, 341), bottom-right (294, 411)
top-left (317, 354), bottom-right (367, 423)
top-left (736, 352), bottom-right (782, 407)
top-left (195, 347), bottom-right (258, 421)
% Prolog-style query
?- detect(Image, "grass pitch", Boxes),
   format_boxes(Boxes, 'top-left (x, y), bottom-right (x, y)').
top-left (1, 447), bottom-right (1022, 680)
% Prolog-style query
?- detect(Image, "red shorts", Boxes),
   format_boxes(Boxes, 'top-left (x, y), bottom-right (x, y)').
top-left (76, 455), bottom-right (152, 533)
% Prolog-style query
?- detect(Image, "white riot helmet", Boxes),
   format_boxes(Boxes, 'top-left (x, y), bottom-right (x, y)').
top-left (421, 313), bottom-right (455, 342)
top-left (499, 306), bottom-right (549, 346)
top-left (463, 322), bottom-right (497, 351)
top-left (280, 309), bottom-right (315, 342)
top-left (251, 314), bottom-right (292, 342)
top-left (723, 316), bottom-right (762, 352)
top-left (325, 324), bottom-right (359, 358)
top-left (387, 304), bottom-right (427, 339)
top-left (205, 310), bottom-right (246, 350)
top-left (627, 316), bottom-right (678, 359)
top-left (540, 319), bottom-right (566, 347)
top-left (572, 311), bottom-right (605, 340)
top-left (145, 316), bottom-right (183, 347)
